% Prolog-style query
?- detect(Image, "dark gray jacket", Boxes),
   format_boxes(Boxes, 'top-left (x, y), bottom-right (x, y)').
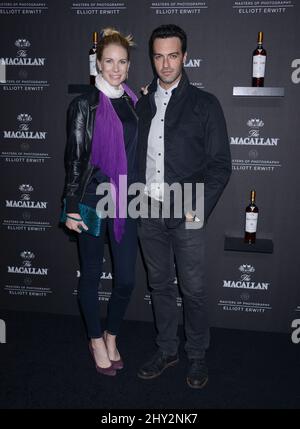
top-left (136, 70), bottom-right (232, 225)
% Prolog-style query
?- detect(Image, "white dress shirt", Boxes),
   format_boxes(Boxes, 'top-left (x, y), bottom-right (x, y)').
top-left (145, 80), bottom-right (179, 201)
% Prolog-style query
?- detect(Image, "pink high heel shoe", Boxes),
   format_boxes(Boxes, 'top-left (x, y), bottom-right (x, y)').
top-left (104, 331), bottom-right (124, 370)
top-left (110, 357), bottom-right (124, 370)
top-left (89, 343), bottom-right (116, 376)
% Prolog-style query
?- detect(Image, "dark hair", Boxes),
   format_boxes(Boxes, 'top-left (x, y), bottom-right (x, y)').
top-left (149, 24), bottom-right (187, 56)
top-left (97, 27), bottom-right (134, 61)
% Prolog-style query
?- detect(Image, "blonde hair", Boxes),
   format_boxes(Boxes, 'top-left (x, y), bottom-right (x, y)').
top-left (97, 27), bottom-right (134, 61)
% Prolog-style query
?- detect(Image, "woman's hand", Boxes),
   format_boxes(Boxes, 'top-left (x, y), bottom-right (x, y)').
top-left (141, 84), bottom-right (149, 95)
top-left (65, 213), bottom-right (89, 233)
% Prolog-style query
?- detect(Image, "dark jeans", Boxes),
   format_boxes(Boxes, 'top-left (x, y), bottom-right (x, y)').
top-left (78, 217), bottom-right (137, 338)
top-left (139, 217), bottom-right (209, 359)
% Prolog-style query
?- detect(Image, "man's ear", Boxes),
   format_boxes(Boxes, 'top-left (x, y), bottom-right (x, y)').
top-left (183, 52), bottom-right (187, 64)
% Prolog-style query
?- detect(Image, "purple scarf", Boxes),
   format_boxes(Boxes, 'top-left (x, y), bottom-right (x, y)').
top-left (91, 84), bottom-right (138, 243)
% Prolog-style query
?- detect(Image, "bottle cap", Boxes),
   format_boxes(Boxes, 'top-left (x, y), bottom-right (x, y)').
top-left (250, 190), bottom-right (256, 201)
top-left (92, 32), bottom-right (98, 43)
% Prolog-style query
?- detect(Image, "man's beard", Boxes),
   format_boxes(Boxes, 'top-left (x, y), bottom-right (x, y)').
top-left (158, 70), bottom-right (182, 85)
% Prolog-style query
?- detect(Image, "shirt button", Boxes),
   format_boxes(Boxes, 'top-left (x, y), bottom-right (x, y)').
top-left (165, 92), bottom-right (168, 95)
top-left (159, 136), bottom-right (162, 139)
top-left (158, 153), bottom-right (161, 156)
top-left (164, 103), bottom-right (167, 105)
top-left (157, 170), bottom-right (160, 173)
top-left (161, 119), bottom-right (164, 122)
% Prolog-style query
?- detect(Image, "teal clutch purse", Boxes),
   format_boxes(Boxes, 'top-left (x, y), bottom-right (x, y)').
top-left (60, 200), bottom-right (101, 237)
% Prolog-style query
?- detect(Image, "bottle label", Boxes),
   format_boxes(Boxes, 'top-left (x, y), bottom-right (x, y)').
top-left (252, 55), bottom-right (266, 78)
top-left (89, 53), bottom-right (97, 76)
top-left (245, 212), bottom-right (258, 233)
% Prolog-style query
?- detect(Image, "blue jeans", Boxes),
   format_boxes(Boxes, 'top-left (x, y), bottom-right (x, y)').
top-left (77, 217), bottom-right (137, 338)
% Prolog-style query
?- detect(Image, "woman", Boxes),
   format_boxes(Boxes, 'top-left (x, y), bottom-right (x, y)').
top-left (63, 28), bottom-right (138, 376)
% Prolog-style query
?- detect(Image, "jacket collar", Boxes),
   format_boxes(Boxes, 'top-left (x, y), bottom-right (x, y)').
top-left (88, 86), bottom-right (100, 111)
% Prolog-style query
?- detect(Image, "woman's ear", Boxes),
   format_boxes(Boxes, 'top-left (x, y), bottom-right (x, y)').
top-left (97, 59), bottom-right (101, 72)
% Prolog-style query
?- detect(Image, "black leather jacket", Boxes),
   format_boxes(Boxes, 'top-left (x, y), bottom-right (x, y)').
top-left (63, 87), bottom-right (101, 213)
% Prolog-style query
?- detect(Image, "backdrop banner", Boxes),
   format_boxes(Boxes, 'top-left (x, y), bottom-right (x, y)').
top-left (0, 0), bottom-right (299, 333)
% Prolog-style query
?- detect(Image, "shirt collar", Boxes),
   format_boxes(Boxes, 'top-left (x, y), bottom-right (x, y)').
top-left (156, 79), bottom-right (179, 98)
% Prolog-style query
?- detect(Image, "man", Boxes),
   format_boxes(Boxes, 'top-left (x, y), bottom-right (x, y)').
top-left (136, 24), bottom-right (231, 388)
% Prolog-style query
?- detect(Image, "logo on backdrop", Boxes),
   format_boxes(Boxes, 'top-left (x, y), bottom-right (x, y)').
top-left (150, 1), bottom-right (208, 15)
top-left (2, 185), bottom-right (51, 232)
top-left (184, 57), bottom-right (205, 88)
top-left (4, 250), bottom-right (51, 297)
top-left (7, 250), bottom-right (47, 275)
top-left (0, 39), bottom-right (45, 67)
top-left (291, 59), bottom-right (300, 84)
top-left (5, 184), bottom-right (48, 209)
top-left (3, 113), bottom-right (47, 140)
top-left (184, 58), bottom-right (203, 68)
top-left (223, 264), bottom-right (269, 290)
top-left (231, 118), bottom-right (279, 146)
top-left (232, 1), bottom-right (295, 15)
top-left (0, 39), bottom-right (49, 92)
top-left (230, 118), bottom-right (281, 172)
top-left (0, 2), bottom-right (49, 15)
top-left (70, 1), bottom-right (127, 15)
top-left (0, 112), bottom-right (50, 164)
top-left (218, 264), bottom-right (272, 313)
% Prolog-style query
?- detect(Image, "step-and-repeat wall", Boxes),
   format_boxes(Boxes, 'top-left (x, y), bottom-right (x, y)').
top-left (1, 0), bottom-right (299, 333)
